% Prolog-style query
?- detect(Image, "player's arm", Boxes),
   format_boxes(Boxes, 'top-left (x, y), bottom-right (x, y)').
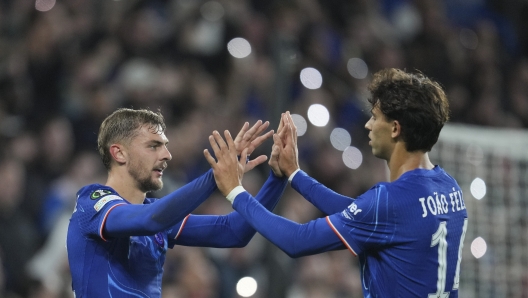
top-left (231, 190), bottom-right (345, 257)
top-left (104, 169), bottom-right (217, 237)
top-left (276, 112), bottom-right (353, 214)
top-left (204, 127), bottom-right (344, 257)
top-left (171, 170), bottom-right (288, 247)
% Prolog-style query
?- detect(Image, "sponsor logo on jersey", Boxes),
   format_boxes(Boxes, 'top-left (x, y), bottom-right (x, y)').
top-left (94, 195), bottom-right (123, 212)
top-left (90, 189), bottom-right (112, 200)
top-left (347, 202), bottom-right (362, 216)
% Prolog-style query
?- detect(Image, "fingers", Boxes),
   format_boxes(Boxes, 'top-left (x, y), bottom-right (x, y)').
top-left (203, 149), bottom-right (217, 167)
top-left (251, 120), bottom-right (269, 139)
top-left (242, 120), bottom-right (265, 143)
top-left (239, 148), bottom-right (249, 164)
top-left (273, 133), bottom-right (284, 148)
top-left (245, 155), bottom-right (268, 173)
top-left (249, 129), bottom-right (274, 151)
top-left (234, 122), bottom-right (250, 144)
top-left (277, 113), bottom-right (285, 133)
top-left (223, 130), bottom-right (236, 153)
top-left (286, 111), bottom-right (298, 144)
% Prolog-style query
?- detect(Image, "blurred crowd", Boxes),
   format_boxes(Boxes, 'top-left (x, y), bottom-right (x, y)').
top-left (0, 0), bottom-right (527, 297)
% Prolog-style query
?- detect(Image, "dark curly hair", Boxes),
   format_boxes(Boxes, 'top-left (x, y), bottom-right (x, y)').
top-left (97, 108), bottom-right (166, 170)
top-left (367, 68), bottom-right (450, 152)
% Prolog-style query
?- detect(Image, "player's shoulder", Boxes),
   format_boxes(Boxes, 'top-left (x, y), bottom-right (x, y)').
top-left (75, 184), bottom-right (127, 213)
top-left (77, 184), bottom-right (119, 201)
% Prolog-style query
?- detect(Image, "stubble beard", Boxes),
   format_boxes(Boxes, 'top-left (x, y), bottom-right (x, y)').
top-left (128, 161), bottom-right (163, 193)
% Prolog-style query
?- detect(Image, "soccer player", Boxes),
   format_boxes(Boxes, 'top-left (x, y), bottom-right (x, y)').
top-left (205, 68), bottom-right (469, 297)
top-left (66, 108), bottom-right (289, 297)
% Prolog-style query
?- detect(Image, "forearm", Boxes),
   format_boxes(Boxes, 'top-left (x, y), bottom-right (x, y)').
top-left (232, 192), bottom-right (344, 258)
top-left (104, 169), bottom-right (217, 237)
top-left (291, 170), bottom-right (354, 214)
top-left (174, 171), bottom-right (288, 247)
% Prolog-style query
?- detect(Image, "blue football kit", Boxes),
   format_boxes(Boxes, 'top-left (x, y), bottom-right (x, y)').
top-left (231, 166), bottom-right (468, 298)
top-left (67, 170), bottom-right (287, 298)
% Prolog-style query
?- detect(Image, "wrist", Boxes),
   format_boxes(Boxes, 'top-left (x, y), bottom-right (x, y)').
top-left (288, 168), bottom-right (300, 182)
top-left (226, 185), bottom-right (246, 204)
top-left (284, 166), bottom-right (300, 179)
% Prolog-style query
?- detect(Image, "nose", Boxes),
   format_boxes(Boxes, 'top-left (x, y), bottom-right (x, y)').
top-left (161, 145), bottom-right (172, 161)
top-left (365, 117), bottom-right (373, 131)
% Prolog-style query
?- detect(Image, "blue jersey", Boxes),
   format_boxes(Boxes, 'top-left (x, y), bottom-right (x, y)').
top-left (66, 171), bottom-right (288, 298)
top-left (66, 184), bottom-right (186, 298)
top-left (327, 166), bottom-right (468, 297)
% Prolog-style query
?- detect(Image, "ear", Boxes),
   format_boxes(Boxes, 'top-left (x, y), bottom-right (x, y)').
top-left (391, 120), bottom-right (401, 139)
top-left (109, 144), bottom-right (128, 165)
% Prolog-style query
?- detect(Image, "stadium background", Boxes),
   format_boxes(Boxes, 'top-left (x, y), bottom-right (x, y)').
top-left (0, 0), bottom-right (527, 297)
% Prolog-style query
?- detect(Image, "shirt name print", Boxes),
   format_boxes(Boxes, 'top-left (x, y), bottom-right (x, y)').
top-left (418, 187), bottom-right (466, 218)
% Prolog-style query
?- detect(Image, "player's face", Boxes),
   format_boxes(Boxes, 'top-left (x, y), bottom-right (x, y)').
top-left (126, 125), bottom-right (172, 193)
top-left (365, 106), bottom-right (394, 160)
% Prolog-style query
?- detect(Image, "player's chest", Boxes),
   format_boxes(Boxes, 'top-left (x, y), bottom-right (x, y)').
top-left (124, 232), bottom-right (168, 271)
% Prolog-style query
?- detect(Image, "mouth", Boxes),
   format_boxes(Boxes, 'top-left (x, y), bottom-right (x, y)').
top-left (153, 165), bottom-right (167, 176)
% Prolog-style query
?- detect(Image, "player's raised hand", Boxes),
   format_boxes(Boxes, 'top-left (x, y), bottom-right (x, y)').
top-left (204, 130), bottom-right (247, 196)
top-left (277, 112), bottom-right (300, 177)
top-left (234, 120), bottom-right (274, 173)
top-left (269, 114), bottom-right (286, 177)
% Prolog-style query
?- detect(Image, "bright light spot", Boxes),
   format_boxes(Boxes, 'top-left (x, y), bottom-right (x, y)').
top-left (200, 1), bottom-right (224, 22)
top-left (227, 38), bottom-right (252, 58)
top-left (460, 28), bottom-right (478, 50)
top-left (330, 128), bottom-right (351, 151)
top-left (236, 276), bottom-right (257, 297)
top-left (470, 177), bottom-right (486, 200)
top-left (466, 144), bottom-right (484, 166)
top-left (342, 146), bottom-right (363, 169)
top-left (35, 0), bottom-right (56, 11)
top-left (471, 237), bottom-right (487, 259)
top-left (307, 104), bottom-right (330, 127)
top-left (291, 114), bottom-right (307, 136)
top-left (347, 58), bottom-right (368, 79)
top-left (300, 67), bottom-right (323, 89)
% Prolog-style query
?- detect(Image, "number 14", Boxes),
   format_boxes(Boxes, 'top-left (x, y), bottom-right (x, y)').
top-left (429, 219), bottom-right (468, 298)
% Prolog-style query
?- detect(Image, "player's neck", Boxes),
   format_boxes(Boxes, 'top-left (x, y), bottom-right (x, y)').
top-left (106, 168), bottom-right (146, 204)
top-left (387, 143), bottom-right (434, 182)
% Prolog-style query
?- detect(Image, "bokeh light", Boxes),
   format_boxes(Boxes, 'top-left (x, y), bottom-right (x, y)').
top-left (227, 38), bottom-right (252, 58)
top-left (330, 128), bottom-right (351, 151)
top-left (291, 114), bottom-right (307, 136)
top-left (307, 104), bottom-right (329, 127)
top-left (347, 58), bottom-right (369, 79)
top-left (470, 177), bottom-right (486, 200)
top-left (342, 146), bottom-right (363, 169)
top-left (200, 1), bottom-right (225, 22)
top-left (460, 28), bottom-right (478, 50)
top-left (471, 237), bottom-right (487, 259)
top-left (236, 276), bottom-right (258, 297)
top-left (35, 0), bottom-right (56, 11)
top-left (300, 67), bottom-right (323, 89)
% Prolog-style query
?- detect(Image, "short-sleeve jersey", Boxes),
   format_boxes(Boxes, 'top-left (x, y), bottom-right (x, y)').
top-left (66, 184), bottom-right (187, 298)
top-left (327, 166), bottom-right (468, 298)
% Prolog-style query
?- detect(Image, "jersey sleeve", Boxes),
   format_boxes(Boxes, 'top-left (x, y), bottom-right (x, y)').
top-left (74, 192), bottom-right (127, 241)
top-left (167, 171), bottom-right (289, 248)
top-left (326, 184), bottom-right (396, 256)
top-left (103, 169), bottom-right (217, 238)
top-left (291, 170), bottom-right (355, 215)
top-left (231, 191), bottom-right (345, 257)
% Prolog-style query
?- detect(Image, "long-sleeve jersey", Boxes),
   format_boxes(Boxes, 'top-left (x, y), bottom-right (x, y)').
top-left (66, 170), bottom-right (287, 298)
top-left (231, 166), bottom-right (468, 298)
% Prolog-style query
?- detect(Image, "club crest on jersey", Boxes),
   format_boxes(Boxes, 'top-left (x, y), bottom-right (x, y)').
top-left (154, 233), bottom-right (164, 247)
top-left (90, 189), bottom-right (112, 200)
